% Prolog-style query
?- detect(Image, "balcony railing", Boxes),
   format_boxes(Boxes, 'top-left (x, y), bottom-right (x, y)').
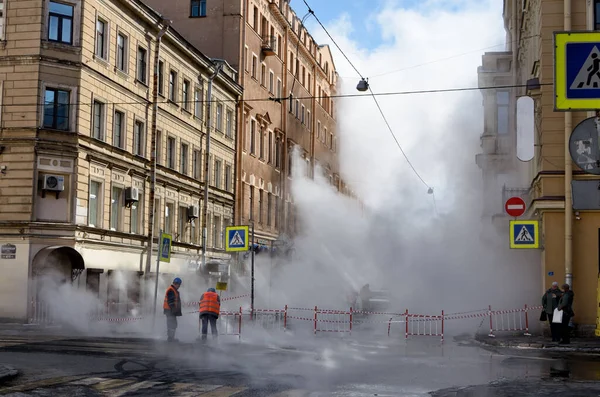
top-left (262, 35), bottom-right (277, 56)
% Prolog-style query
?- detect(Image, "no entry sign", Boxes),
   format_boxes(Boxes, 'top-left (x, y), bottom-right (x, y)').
top-left (505, 196), bottom-right (526, 217)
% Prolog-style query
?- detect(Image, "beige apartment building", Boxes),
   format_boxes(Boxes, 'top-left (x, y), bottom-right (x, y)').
top-left (143, 0), bottom-right (344, 249)
top-left (477, 0), bottom-right (600, 333)
top-left (0, 0), bottom-right (242, 321)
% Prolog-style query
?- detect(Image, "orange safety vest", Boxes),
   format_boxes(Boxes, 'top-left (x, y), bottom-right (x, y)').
top-left (199, 291), bottom-right (220, 315)
top-left (163, 285), bottom-right (180, 311)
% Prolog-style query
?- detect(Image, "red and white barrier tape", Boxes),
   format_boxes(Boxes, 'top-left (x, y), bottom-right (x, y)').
top-left (183, 293), bottom-right (250, 308)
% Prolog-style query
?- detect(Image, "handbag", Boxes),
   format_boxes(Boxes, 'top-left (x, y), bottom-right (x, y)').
top-left (552, 308), bottom-right (563, 323)
top-left (539, 310), bottom-right (547, 321)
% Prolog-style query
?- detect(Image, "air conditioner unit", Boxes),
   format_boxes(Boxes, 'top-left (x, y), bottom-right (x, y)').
top-left (124, 187), bottom-right (140, 202)
top-left (41, 174), bottom-right (65, 192)
top-left (187, 204), bottom-right (199, 220)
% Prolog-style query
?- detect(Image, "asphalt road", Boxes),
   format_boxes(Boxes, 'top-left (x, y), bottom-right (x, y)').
top-left (1, 333), bottom-right (600, 396)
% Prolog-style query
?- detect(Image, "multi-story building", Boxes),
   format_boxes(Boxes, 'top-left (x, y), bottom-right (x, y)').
top-left (142, 0), bottom-right (342, 248)
top-left (0, 0), bottom-right (242, 320)
top-left (477, 0), bottom-right (600, 334)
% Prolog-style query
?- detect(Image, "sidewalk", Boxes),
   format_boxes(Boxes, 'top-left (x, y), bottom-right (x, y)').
top-left (475, 332), bottom-right (600, 353)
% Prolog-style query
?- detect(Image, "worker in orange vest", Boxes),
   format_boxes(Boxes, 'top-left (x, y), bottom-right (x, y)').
top-left (198, 287), bottom-right (220, 341)
top-left (163, 277), bottom-right (182, 342)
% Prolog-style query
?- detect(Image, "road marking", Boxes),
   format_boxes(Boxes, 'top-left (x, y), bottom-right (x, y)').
top-left (92, 378), bottom-right (139, 391)
top-left (199, 386), bottom-right (248, 396)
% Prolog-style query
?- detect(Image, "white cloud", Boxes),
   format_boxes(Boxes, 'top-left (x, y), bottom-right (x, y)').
top-left (307, 0), bottom-right (505, 211)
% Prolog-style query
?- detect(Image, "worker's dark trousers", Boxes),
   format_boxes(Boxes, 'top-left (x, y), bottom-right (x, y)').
top-left (166, 314), bottom-right (177, 341)
top-left (200, 314), bottom-right (218, 340)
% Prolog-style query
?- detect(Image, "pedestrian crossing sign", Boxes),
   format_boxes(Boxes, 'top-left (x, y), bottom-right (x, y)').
top-left (159, 233), bottom-right (172, 262)
top-left (554, 32), bottom-right (600, 110)
top-left (509, 220), bottom-right (539, 249)
top-left (225, 226), bottom-right (249, 252)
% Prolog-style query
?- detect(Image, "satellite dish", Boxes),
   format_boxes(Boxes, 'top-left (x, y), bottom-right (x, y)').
top-left (568, 117), bottom-right (600, 175)
top-left (516, 96), bottom-right (535, 162)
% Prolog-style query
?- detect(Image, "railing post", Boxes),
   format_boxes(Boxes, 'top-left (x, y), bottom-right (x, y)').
top-left (314, 306), bottom-right (317, 335)
top-left (524, 304), bottom-right (531, 336)
top-left (405, 309), bottom-right (409, 339)
top-left (349, 307), bottom-right (353, 335)
top-left (441, 310), bottom-right (445, 343)
top-left (488, 305), bottom-right (495, 337)
top-left (284, 304), bottom-right (288, 332)
top-left (238, 307), bottom-right (242, 339)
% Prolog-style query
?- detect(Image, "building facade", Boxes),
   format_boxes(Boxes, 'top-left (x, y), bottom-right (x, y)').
top-left (0, 0), bottom-right (242, 320)
top-left (478, 0), bottom-right (600, 333)
top-left (142, 0), bottom-right (343, 248)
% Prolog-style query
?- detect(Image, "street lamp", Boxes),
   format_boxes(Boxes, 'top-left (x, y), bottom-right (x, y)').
top-left (356, 78), bottom-right (369, 92)
top-left (200, 59), bottom-right (227, 272)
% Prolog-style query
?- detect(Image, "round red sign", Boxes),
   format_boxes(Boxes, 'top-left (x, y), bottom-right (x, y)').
top-left (505, 196), bottom-right (526, 217)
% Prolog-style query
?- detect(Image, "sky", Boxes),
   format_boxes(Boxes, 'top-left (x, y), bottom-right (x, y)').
top-left (292, 0), bottom-right (506, 211)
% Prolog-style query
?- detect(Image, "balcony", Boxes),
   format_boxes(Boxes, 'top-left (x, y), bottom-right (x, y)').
top-left (262, 36), bottom-right (277, 56)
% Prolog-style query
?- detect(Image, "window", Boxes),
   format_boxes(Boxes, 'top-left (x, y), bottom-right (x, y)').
top-left (92, 100), bottom-right (105, 141)
top-left (295, 99), bottom-right (299, 118)
top-left (496, 91), bottom-right (510, 134)
top-left (250, 119), bottom-right (256, 154)
top-left (153, 198), bottom-right (161, 234)
top-left (158, 61), bottom-right (164, 95)
top-left (252, 55), bottom-right (257, 79)
top-left (323, 127), bottom-right (327, 143)
top-left (261, 64), bottom-right (266, 86)
top-left (48, 1), bottom-right (74, 44)
top-left (178, 206), bottom-right (187, 242)
top-left (277, 79), bottom-right (282, 98)
top-left (267, 193), bottom-right (272, 226)
top-left (130, 191), bottom-right (142, 234)
top-left (95, 19), bottom-right (107, 59)
top-left (190, 208), bottom-right (197, 243)
top-left (191, 0), bottom-right (207, 17)
top-left (165, 202), bottom-right (174, 234)
top-left (249, 186), bottom-right (254, 220)
top-left (329, 132), bottom-right (333, 149)
top-left (274, 196), bottom-right (279, 229)
top-left (259, 128), bottom-right (264, 158)
top-left (212, 215), bottom-right (221, 248)
top-left (225, 164), bottom-right (231, 192)
top-left (183, 80), bottom-right (190, 111)
top-left (301, 104), bottom-right (305, 124)
top-left (156, 130), bottom-right (163, 165)
top-left (269, 71), bottom-right (274, 93)
top-left (43, 88), bottom-right (70, 130)
top-left (137, 47), bottom-right (147, 83)
top-left (0, 0), bottom-right (5, 41)
top-left (110, 186), bottom-right (123, 231)
top-left (133, 120), bottom-right (144, 156)
top-left (288, 93), bottom-right (293, 113)
top-left (88, 181), bottom-right (102, 227)
top-left (214, 159), bottom-right (222, 188)
top-left (116, 33), bottom-right (127, 71)
top-left (193, 149), bottom-right (201, 179)
top-left (195, 88), bottom-right (202, 118)
top-left (169, 70), bottom-right (177, 102)
top-left (258, 190), bottom-right (263, 223)
top-left (113, 110), bottom-right (124, 148)
top-left (244, 46), bottom-right (249, 71)
top-left (268, 131), bottom-right (273, 163)
top-left (167, 137), bottom-right (176, 169)
top-left (253, 6), bottom-right (258, 30)
top-left (307, 111), bottom-right (311, 131)
top-left (225, 109), bottom-right (233, 138)
top-left (275, 136), bottom-right (281, 168)
top-left (180, 143), bottom-right (189, 174)
top-left (317, 121), bottom-right (321, 139)
top-left (216, 103), bottom-right (223, 131)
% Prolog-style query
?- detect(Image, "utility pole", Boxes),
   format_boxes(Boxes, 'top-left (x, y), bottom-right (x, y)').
top-left (201, 60), bottom-right (226, 270)
top-left (145, 21), bottom-right (170, 296)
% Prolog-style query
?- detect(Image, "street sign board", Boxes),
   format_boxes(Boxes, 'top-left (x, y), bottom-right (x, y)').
top-left (569, 117), bottom-right (600, 175)
top-left (216, 282), bottom-right (228, 291)
top-left (554, 31), bottom-right (600, 110)
top-left (509, 220), bottom-right (539, 249)
top-left (159, 233), bottom-right (172, 263)
top-left (516, 96), bottom-right (535, 161)
top-left (505, 196), bottom-right (526, 217)
top-left (225, 225), bottom-right (249, 252)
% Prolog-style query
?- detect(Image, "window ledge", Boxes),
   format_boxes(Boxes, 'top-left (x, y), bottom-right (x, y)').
top-left (42, 41), bottom-right (81, 54)
top-left (189, 15), bottom-right (207, 18)
top-left (115, 67), bottom-right (129, 79)
top-left (135, 79), bottom-right (149, 88)
top-left (93, 55), bottom-right (110, 68)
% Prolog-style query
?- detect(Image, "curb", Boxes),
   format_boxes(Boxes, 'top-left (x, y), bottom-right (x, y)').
top-left (474, 334), bottom-right (600, 353)
top-left (0, 364), bottom-right (19, 382)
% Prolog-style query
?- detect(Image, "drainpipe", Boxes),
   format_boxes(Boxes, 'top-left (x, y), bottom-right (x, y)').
top-left (201, 60), bottom-right (226, 271)
top-left (144, 21), bottom-right (170, 278)
top-left (564, 0), bottom-right (573, 288)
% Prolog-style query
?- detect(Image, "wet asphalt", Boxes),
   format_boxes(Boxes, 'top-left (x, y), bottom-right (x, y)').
top-left (0, 332), bottom-right (600, 396)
